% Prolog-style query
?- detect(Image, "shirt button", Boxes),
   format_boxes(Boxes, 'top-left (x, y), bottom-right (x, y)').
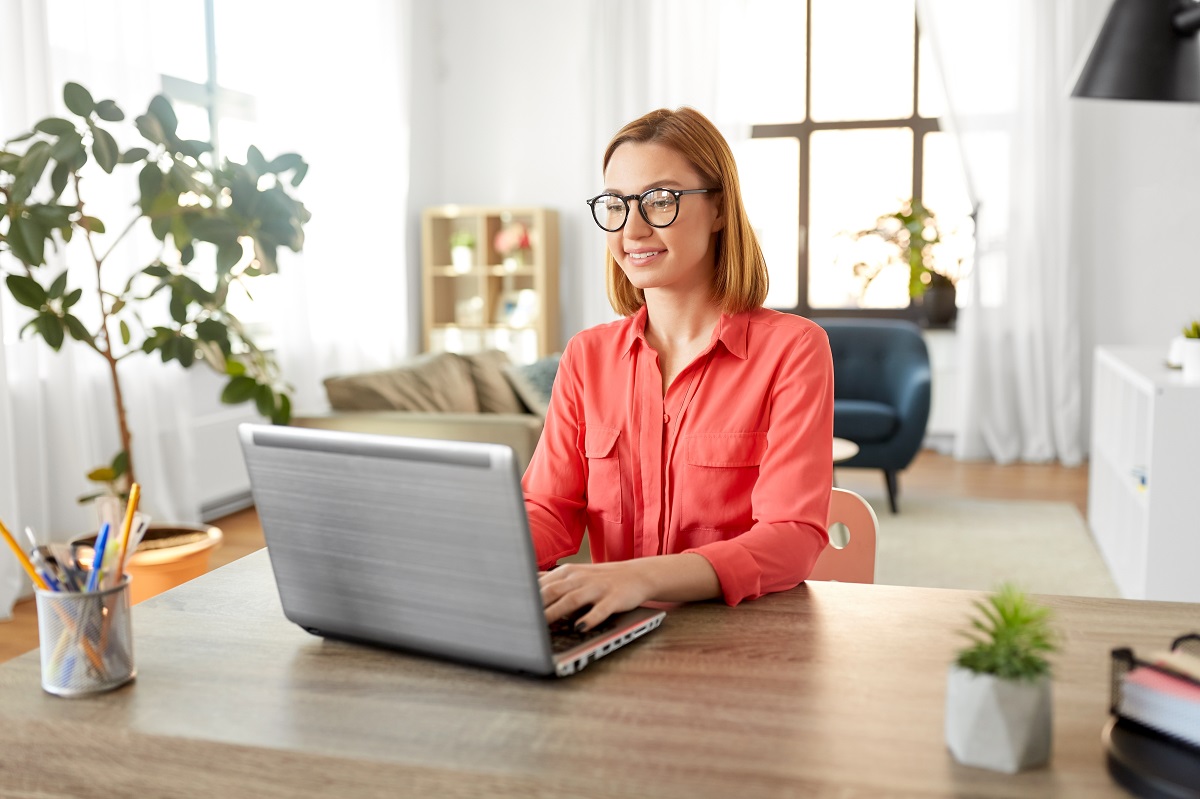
top-left (663, 413), bottom-right (670, 424)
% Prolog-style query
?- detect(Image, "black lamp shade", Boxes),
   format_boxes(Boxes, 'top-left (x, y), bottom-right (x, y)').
top-left (1072, 0), bottom-right (1200, 102)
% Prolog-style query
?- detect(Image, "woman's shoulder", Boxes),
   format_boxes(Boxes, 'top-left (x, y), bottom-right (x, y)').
top-left (564, 314), bottom-right (640, 355)
top-left (744, 307), bottom-right (828, 340)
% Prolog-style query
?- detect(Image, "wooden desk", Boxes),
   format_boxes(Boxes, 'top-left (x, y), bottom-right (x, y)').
top-left (0, 550), bottom-right (1191, 797)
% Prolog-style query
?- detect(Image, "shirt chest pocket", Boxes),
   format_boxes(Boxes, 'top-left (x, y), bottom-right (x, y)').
top-left (584, 425), bottom-right (623, 524)
top-left (680, 432), bottom-right (767, 534)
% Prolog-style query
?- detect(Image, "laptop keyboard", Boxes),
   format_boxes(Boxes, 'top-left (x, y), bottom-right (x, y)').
top-left (548, 612), bottom-right (618, 654)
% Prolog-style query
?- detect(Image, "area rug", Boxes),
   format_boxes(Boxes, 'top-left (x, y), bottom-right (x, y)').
top-left (867, 497), bottom-right (1119, 598)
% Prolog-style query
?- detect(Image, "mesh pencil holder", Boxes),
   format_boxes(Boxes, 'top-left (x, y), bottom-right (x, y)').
top-left (35, 576), bottom-right (136, 697)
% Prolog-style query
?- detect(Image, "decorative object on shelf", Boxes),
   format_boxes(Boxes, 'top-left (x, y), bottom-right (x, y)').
top-left (848, 198), bottom-right (967, 326)
top-left (497, 288), bottom-right (539, 328)
top-left (449, 229), bottom-right (475, 274)
top-left (945, 583), bottom-right (1058, 774)
top-left (0, 81), bottom-right (310, 500)
top-left (494, 220), bottom-right (531, 272)
top-left (1179, 319), bottom-right (1200, 382)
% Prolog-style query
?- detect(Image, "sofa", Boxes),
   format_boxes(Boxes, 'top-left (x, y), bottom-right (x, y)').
top-left (290, 350), bottom-right (559, 472)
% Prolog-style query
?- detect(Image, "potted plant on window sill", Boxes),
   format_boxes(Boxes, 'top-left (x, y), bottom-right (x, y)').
top-left (0, 82), bottom-right (309, 599)
top-left (945, 583), bottom-right (1058, 773)
top-left (850, 198), bottom-right (967, 327)
top-left (1179, 319), bottom-right (1200, 382)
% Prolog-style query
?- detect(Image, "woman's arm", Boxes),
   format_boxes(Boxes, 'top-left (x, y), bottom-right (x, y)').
top-left (522, 341), bottom-right (588, 567)
top-left (539, 553), bottom-right (720, 631)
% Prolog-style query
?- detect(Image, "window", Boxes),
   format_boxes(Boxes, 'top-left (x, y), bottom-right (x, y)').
top-left (150, 0), bottom-right (280, 343)
top-left (736, 0), bottom-right (972, 319)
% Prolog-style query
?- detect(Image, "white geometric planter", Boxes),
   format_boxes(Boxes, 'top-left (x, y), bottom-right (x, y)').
top-left (1180, 339), bottom-right (1200, 383)
top-left (945, 665), bottom-right (1052, 773)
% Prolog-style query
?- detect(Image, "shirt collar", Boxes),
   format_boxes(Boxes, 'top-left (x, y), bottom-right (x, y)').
top-left (622, 305), bottom-right (751, 360)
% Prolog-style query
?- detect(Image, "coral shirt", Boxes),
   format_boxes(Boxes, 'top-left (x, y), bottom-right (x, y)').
top-left (522, 306), bottom-right (834, 606)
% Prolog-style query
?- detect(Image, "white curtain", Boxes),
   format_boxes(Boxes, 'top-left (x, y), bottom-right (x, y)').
top-left (0, 0), bottom-right (412, 616)
top-left (918, 0), bottom-right (1084, 465)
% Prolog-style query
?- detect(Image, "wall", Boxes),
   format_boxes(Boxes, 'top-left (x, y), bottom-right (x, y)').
top-left (406, 1), bottom-right (608, 347)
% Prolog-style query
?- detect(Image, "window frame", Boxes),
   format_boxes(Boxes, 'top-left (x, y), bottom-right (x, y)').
top-left (751, 5), bottom-right (940, 321)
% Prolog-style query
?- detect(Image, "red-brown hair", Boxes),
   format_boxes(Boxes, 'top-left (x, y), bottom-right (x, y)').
top-left (601, 107), bottom-right (768, 316)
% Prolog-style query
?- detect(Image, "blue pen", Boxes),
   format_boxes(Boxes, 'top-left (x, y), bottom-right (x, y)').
top-left (86, 523), bottom-right (110, 593)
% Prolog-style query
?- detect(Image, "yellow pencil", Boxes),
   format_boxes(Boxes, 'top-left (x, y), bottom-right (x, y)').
top-left (0, 518), bottom-right (50, 591)
top-left (114, 482), bottom-right (141, 583)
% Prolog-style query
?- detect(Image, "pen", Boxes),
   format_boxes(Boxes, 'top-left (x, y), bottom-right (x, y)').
top-left (86, 523), bottom-right (111, 593)
top-left (0, 518), bottom-right (50, 591)
top-left (114, 483), bottom-right (141, 586)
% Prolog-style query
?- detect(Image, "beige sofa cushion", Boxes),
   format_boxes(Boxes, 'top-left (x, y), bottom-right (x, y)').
top-left (460, 350), bottom-right (526, 414)
top-left (323, 351), bottom-right (480, 412)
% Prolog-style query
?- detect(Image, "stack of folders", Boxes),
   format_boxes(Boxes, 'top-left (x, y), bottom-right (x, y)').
top-left (1119, 648), bottom-right (1200, 749)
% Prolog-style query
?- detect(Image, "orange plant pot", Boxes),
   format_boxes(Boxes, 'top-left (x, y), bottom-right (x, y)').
top-left (74, 525), bottom-right (223, 605)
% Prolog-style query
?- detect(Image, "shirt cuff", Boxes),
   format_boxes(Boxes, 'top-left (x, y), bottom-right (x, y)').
top-left (685, 539), bottom-right (763, 606)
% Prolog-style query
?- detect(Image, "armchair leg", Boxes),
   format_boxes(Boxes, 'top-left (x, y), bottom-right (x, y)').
top-left (884, 469), bottom-right (899, 513)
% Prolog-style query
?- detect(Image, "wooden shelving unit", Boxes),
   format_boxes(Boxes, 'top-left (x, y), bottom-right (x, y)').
top-left (420, 205), bottom-right (559, 364)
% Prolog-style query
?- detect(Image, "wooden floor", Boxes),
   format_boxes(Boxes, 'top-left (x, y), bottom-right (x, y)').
top-left (0, 451), bottom-right (1089, 665)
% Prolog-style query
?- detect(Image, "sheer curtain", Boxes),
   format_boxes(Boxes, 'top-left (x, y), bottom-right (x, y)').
top-left (0, 0), bottom-right (412, 617)
top-left (918, 0), bottom-right (1084, 465)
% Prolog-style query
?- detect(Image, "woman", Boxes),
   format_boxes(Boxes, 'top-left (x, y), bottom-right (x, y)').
top-left (525, 107), bottom-right (834, 632)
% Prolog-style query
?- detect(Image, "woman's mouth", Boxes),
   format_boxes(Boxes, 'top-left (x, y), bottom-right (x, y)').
top-left (627, 249), bottom-right (664, 262)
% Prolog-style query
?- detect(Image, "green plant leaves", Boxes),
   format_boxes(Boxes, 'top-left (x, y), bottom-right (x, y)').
top-left (63, 82), bottom-right (95, 116)
top-left (91, 125), bottom-right (119, 173)
top-left (34, 117), bottom-right (76, 136)
top-left (955, 583), bottom-right (1057, 681)
top-left (94, 99), bottom-right (124, 123)
top-left (6, 275), bottom-right (46, 309)
top-left (221, 375), bottom-right (258, 404)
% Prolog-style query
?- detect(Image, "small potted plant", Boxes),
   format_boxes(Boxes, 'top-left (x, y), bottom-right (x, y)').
top-left (493, 220), bottom-right (531, 272)
top-left (1179, 319), bottom-right (1200, 382)
top-left (449, 229), bottom-right (475, 274)
top-left (945, 583), bottom-right (1058, 773)
top-left (849, 198), bottom-right (966, 326)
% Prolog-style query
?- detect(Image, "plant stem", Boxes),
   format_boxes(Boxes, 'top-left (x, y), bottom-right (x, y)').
top-left (75, 172), bottom-right (136, 488)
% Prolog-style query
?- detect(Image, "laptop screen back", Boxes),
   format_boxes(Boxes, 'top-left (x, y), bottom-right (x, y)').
top-left (238, 424), bottom-right (555, 674)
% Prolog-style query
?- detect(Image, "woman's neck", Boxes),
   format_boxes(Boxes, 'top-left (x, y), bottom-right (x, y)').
top-left (642, 294), bottom-right (723, 392)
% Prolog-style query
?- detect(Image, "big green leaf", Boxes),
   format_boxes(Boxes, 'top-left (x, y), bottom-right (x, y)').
top-left (49, 162), bottom-right (70, 200)
top-left (272, 392), bottom-right (292, 425)
top-left (176, 337), bottom-right (196, 367)
top-left (147, 95), bottom-right (178, 138)
top-left (255, 383), bottom-right (276, 417)
top-left (63, 82), bottom-right (95, 117)
top-left (48, 271), bottom-right (68, 299)
top-left (94, 99), bottom-right (124, 122)
top-left (119, 319), bottom-right (131, 345)
top-left (5, 218), bottom-right (37, 266)
top-left (11, 141), bottom-right (52, 205)
top-left (267, 152), bottom-right (303, 173)
top-left (220, 375), bottom-right (258, 404)
top-left (64, 314), bottom-right (92, 344)
top-left (216, 241), bottom-right (243, 273)
top-left (119, 146), bottom-right (149, 164)
top-left (6, 274), bottom-right (47, 309)
top-left (34, 117), bottom-right (77, 136)
top-left (12, 216), bottom-right (46, 266)
top-left (34, 312), bottom-right (65, 350)
top-left (91, 125), bottom-right (119, 173)
top-left (134, 112), bottom-right (164, 145)
top-left (62, 288), bottom-right (83, 308)
top-left (138, 163), bottom-right (163, 211)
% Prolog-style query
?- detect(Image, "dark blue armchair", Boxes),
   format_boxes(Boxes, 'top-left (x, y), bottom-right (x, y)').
top-left (814, 318), bottom-right (931, 513)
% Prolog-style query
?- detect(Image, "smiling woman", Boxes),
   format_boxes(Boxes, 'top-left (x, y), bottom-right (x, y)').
top-left (523, 107), bottom-right (836, 634)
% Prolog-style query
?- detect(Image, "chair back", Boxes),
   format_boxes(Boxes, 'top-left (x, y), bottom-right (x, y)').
top-left (808, 488), bottom-right (878, 584)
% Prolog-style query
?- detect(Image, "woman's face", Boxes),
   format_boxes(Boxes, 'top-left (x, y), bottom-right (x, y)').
top-left (602, 142), bottom-right (723, 299)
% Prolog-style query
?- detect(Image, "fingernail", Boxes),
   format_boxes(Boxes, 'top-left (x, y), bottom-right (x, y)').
top-left (574, 621), bottom-right (587, 633)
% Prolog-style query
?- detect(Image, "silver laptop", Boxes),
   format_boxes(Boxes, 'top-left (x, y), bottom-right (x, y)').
top-left (237, 423), bottom-right (665, 677)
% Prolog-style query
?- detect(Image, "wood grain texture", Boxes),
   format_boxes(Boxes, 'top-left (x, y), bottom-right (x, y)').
top-left (0, 550), bottom-right (1190, 797)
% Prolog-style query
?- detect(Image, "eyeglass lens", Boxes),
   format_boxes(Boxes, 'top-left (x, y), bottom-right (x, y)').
top-left (592, 189), bottom-right (679, 231)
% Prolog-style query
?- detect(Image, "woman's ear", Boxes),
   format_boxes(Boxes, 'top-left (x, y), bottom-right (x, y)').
top-left (711, 198), bottom-right (726, 233)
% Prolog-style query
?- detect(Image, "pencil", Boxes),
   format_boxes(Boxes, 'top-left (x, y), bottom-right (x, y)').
top-left (114, 483), bottom-right (141, 584)
top-left (0, 518), bottom-right (50, 591)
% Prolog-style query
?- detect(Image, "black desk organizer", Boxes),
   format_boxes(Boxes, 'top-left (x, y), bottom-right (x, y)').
top-left (1106, 633), bottom-right (1200, 798)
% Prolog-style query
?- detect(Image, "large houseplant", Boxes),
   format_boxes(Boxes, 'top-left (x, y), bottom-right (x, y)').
top-left (0, 82), bottom-right (309, 501)
top-left (945, 583), bottom-right (1058, 773)
top-left (851, 198), bottom-right (964, 325)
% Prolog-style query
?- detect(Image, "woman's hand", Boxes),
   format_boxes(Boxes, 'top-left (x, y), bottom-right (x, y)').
top-left (539, 561), bottom-right (652, 632)
top-left (539, 553), bottom-right (722, 631)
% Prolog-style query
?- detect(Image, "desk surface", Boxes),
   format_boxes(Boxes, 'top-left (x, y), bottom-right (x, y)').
top-left (0, 550), bottom-right (1191, 797)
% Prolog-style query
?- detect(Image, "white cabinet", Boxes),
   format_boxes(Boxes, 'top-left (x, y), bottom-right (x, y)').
top-left (1088, 347), bottom-right (1200, 600)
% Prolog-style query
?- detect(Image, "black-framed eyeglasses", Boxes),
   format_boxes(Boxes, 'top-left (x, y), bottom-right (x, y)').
top-left (585, 187), bottom-right (721, 232)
